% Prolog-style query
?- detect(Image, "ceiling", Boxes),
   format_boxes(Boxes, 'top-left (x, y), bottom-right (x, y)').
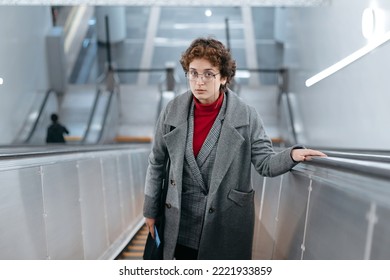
top-left (2, 0), bottom-right (331, 6)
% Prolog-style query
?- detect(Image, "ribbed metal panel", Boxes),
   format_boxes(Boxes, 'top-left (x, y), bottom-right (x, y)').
top-left (0, 168), bottom-right (46, 259)
top-left (0, 147), bottom-right (149, 259)
top-left (78, 158), bottom-right (108, 260)
top-left (41, 161), bottom-right (84, 259)
top-left (252, 155), bottom-right (390, 260)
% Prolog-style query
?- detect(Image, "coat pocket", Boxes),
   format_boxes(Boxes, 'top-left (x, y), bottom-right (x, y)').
top-left (227, 189), bottom-right (254, 207)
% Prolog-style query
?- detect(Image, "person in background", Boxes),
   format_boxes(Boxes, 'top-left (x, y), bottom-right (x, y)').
top-left (46, 113), bottom-right (69, 143)
top-left (143, 37), bottom-right (327, 260)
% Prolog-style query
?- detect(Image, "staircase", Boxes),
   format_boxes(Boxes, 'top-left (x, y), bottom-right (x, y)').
top-left (116, 224), bottom-right (148, 260)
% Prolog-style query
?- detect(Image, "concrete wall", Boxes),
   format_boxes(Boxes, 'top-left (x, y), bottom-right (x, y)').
top-left (276, 0), bottom-right (390, 149)
top-left (0, 6), bottom-right (52, 144)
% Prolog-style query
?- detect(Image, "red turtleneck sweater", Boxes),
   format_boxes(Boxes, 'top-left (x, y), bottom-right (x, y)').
top-left (193, 93), bottom-right (224, 157)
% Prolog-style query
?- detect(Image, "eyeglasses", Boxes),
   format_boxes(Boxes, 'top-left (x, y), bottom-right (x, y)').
top-left (187, 70), bottom-right (220, 82)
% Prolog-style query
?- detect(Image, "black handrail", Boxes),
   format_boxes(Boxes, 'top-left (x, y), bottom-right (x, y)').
top-left (237, 67), bottom-right (286, 73)
top-left (81, 88), bottom-right (102, 143)
top-left (236, 67), bottom-right (286, 92)
top-left (24, 89), bottom-right (56, 144)
top-left (225, 17), bottom-right (231, 51)
top-left (283, 92), bottom-right (298, 144)
top-left (0, 144), bottom-right (143, 160)
top-left (238, 68), bottom-right (297, 145)
top-left (101, 14), bottom-right (165, 75)
top-left (104, 15), bottom-right (113, 71)
top-left (114, 68), bottom-right (166, 73)
top-left (97, 89), bottom-right (116, 143)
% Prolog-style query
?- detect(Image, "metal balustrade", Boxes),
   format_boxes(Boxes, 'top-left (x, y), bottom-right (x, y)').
top-left (0, 146), bottom-right (149, 260)
top-left (2, 146), bottom-right (390, 260)
top-left (252, 152), bottom-right (390, 259)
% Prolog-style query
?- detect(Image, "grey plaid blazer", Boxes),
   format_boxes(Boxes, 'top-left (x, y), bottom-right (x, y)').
top-left (177, 96), bottom-right (227, 249)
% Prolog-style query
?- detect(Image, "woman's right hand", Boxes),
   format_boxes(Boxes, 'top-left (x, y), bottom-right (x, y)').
top-left (145, 218), bottom-right (156, 239)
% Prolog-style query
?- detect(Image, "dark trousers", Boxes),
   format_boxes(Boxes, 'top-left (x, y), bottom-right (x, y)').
top-left (174, 244), bottom-right (198, 260)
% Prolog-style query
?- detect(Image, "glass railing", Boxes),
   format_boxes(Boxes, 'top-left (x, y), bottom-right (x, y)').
top-left (0, 145), bottom-right (149, 260)
top-left (252, 149), bottom-right (390, 259)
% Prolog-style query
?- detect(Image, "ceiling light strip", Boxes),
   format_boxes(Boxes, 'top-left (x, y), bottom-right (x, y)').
top-left (305, 30), bottom-right (390, 87)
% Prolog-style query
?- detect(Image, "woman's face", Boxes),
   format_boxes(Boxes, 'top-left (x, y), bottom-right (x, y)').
top-left (188, 58), bottom-right (227, 105)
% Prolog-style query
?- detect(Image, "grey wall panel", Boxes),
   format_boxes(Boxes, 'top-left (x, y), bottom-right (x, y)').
top-left (132, 151), bottom-right (145, 220)
top-left (253, 176), bottom-right (282, 259)
top-left (77, 158), bottom-right (108, 260)
top-left (0, 148), bottom-right (150, 260)
top-left (127, 154), bottom-right (137, 222)
top-left (42, 162), bottom-right (84, 259)
top-left (101, 156), bottom-right (123, 244)
top-left (277, 2), bottom-right (390, 150)
top-left (252, 157), bottom-right (390, 260)
top-left (274, 173), bottom-right (310, 260)
top-left (303, 180), bottom-right (369, 259)
top-left (130, 152), bottom-right (146, 216)
top-left (0, 168), bottom-right (46, 259)
top-left (371, 206), bottom-right (390, 259)
top-left (251, 167), bottom-right (265, 260)
top-left (117, 154), bottom-right (133, 227)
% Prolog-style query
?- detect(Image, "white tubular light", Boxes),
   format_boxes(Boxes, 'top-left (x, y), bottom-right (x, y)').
top-left (0, 78), bottom-right (3, 85)
top-left (305, 30), bottom-right (390, 87)
top-left (362, 8), bottom-right (375, 39)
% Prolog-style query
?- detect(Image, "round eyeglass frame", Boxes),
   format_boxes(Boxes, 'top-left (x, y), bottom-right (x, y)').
top-left (186, 71), bottom-right (220, 82)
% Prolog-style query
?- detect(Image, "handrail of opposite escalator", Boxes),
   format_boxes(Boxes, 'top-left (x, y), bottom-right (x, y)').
top-left (96, 88), bottom-right (117, 144)
top-left (24, 89), bottom-right (57, 144)
top-left (81, 88), bottom-right (102, 143)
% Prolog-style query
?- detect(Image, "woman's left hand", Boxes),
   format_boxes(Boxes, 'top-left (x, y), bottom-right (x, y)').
top-left (291, 148), bottom-right (327, 162)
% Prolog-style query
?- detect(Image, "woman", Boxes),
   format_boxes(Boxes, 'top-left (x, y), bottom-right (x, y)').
top-left (143, 37), bottom-right (326, 260)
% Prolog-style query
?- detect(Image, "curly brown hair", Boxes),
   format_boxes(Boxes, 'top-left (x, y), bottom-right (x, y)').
top-left (180, 37), bottom-right (236, 90)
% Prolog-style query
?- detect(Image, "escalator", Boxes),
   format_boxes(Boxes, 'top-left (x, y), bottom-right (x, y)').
top-left (12, 68), bottom-right (122, 146)
top-left (12, 74), bottom-right (174, 146)
top-left (2, 142), bottom-right (390, 260)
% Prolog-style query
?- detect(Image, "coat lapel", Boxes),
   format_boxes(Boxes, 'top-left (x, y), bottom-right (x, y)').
top-left (163, 91), bottom-right (193, 196)
top-left (164, 122), bottom-right (187, 195)
top-left (208, 123), bottom-right (244, 197)
top-left (208, 90), bottom-right (248, 198)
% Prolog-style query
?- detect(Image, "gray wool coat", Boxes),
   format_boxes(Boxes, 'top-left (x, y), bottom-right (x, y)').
top-left (143, 89), bottom-right (299, 260)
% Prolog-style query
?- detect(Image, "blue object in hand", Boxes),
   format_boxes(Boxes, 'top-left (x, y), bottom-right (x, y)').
top-left (154, 225), bottom-right (161, 247)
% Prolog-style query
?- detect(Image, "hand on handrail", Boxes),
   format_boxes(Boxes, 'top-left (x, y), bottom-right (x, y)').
top-left (291, 148), bottom-right (327, 162)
